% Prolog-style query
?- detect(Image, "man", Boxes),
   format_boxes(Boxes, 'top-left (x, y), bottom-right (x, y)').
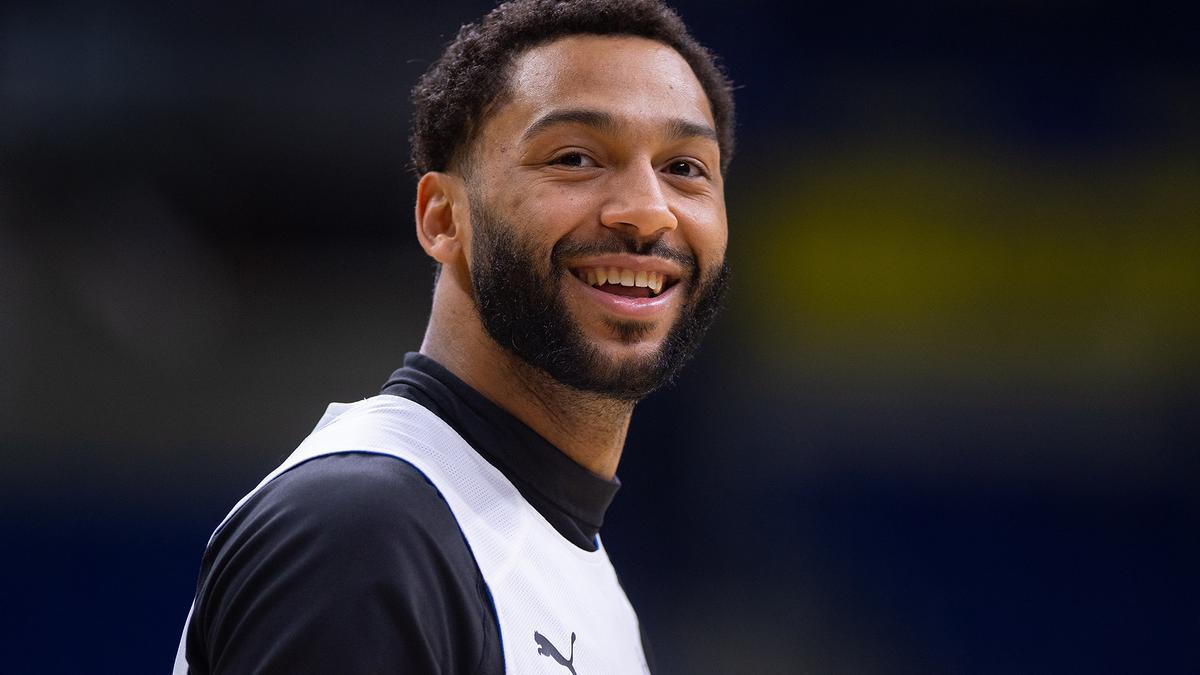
top-left (173, 0), bottom-right (734, 672)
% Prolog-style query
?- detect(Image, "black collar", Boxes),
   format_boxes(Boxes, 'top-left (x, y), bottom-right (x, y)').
top-left (380, 352), bottom-right (620, 551)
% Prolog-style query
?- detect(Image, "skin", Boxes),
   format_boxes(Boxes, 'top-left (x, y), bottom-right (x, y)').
top-left (414, 35), bottom-right (728, 479)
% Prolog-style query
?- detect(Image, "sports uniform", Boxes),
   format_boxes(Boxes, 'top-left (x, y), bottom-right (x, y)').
top-left (173, 353), bottom-right (655, 673)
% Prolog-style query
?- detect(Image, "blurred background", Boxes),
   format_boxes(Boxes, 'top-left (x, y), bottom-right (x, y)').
top-left (2, 0), bottom-right (1197, 672)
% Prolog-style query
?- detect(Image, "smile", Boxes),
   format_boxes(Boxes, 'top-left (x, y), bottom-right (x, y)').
top-left (566, 264), bottom-right (683, 321)
top-left (570, 266), bottom-right (679, 298)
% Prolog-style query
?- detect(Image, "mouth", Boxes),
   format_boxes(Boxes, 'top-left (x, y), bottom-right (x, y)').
top-left (568, 265), bottom-right (681, 298)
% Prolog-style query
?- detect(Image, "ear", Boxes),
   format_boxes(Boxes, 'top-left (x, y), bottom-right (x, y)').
top-left (415, 171), bottom-right (468, 265)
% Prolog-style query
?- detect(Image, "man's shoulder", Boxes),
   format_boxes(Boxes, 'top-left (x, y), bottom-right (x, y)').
top-left (195, 451), bottom-right (487, 631)
top-left (190, 454), bottom-right (499, 674)
top-left (217, 451), bottom-right (460, 550)
top-left (265, 451), bottom-right (442, 510)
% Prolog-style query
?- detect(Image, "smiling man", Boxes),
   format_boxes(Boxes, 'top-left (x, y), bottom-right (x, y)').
top-left (174, 1), bottom-right (734, 673)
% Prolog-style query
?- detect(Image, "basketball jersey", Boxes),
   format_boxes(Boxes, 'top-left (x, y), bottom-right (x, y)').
top-left (173, 395), bottom-right (650, 674)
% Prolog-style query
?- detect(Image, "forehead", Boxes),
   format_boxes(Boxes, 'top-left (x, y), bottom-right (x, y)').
top-left (495, 34), bottom-right (715, 139)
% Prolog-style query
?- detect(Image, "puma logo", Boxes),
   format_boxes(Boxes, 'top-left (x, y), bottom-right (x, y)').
top-left (533, 630), bottom-right (577, 674)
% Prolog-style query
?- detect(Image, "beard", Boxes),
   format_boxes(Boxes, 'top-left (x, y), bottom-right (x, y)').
top-left (469, 201), bottom-right (729, 401)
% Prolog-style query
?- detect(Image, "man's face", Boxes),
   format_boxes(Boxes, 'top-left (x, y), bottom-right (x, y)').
top-left (464, 35), bottom-right (728, 400)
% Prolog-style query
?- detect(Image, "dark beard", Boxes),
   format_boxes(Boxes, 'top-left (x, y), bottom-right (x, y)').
top-left (469, 202), bottom-right (729, 401)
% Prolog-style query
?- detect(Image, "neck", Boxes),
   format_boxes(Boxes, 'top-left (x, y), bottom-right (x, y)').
top-left (420, 280), bottom-right (633, 479)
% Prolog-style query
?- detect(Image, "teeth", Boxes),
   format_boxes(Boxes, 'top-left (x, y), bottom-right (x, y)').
top-left (580, 266), bottom-right (670, 296)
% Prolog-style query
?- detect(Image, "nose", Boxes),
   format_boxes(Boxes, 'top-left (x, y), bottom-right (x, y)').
top-left (599, 163), bottom-right (678, 238)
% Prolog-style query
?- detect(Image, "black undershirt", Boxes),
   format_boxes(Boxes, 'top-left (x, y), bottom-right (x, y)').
top-left (380, 353), bottom-right (619, 551)
top-left (184, 353), bottom-right (654, 674)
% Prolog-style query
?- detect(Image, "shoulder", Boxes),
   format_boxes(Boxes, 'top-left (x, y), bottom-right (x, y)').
top-left (190, 452), bottom-right (498, 674)
top-left (240, 451), bottom-right (458, 539)
top-left (206, 451), bottom-right (473, 583)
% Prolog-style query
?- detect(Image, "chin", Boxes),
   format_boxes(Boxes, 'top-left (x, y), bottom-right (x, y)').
top-left (593, 333), bottom-right (665, 360)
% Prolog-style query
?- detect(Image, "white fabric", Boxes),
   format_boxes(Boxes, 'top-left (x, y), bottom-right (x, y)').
top-left (174, 395), bottom-right (649, 674)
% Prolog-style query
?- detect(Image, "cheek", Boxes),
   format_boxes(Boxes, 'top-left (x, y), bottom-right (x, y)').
top-left (508, 181), bottom-right (599, 234)
top-left (678, 201), bottom-right (728, 260)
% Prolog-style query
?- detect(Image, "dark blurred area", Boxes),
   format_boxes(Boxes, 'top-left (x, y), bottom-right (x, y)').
top-left (3, 1), bottom-right (1197, 672)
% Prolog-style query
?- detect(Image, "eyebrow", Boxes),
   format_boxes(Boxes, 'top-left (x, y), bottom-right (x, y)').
top-left (665, 117), bottom-right (719, 144)
top-left (520, 107), bottom-right (719, 145)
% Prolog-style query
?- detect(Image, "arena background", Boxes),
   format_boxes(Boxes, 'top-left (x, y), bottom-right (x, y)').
top-left (2, 1), bottom-right (1197, 672)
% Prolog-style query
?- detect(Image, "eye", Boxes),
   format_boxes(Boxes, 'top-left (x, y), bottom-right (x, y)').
top-left (666, 159), bottom-right (707, 178)
top-left (549, 151), bottom-right (598, 168)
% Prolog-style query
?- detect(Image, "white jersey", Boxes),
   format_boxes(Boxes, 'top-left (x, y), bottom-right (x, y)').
top-left (174, 395), bottom-right (649, 674)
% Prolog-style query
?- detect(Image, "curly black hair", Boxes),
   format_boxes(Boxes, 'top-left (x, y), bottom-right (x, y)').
top-left (410, 0), bottom-right (735, 177)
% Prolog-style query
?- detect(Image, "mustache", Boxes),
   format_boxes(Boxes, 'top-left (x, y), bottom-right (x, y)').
top-left (551, 231), bottom-right (698, 276)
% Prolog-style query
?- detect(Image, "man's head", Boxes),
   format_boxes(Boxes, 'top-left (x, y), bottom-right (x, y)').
top-left (411, 0), bottom-right (735, 177)
top-left (413, 0), bottom-right (734, 401)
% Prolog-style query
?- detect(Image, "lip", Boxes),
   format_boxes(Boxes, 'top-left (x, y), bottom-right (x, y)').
top-left (568, 270), bottom-right (682, 320)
